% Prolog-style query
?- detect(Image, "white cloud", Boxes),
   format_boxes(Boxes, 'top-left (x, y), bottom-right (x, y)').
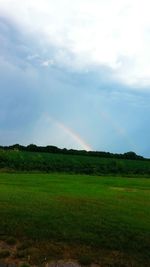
top-left (41, 59), bottom-right (54, 67)
top-left (1, 0), bottom-right (150, 86)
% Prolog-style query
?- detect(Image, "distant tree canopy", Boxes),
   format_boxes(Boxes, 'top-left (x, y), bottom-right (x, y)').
top-left (0, 144), bottom-right (145, 161)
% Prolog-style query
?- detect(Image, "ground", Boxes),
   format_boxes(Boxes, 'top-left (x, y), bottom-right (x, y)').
top-left (0, 173), bottom-right (150, 266)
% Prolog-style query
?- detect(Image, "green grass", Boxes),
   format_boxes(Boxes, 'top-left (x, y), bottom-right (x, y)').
top-left (0, 173), bottom-right (150, 266)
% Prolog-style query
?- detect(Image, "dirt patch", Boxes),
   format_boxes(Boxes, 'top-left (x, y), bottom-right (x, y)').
top-left (55, 196), bottom-right (101, 206)
top-left (45, 260), bottom-right (81, 267)
top-left (0, 239), bottom-right (31, 266)
top-left (110, 187), bottom-right (137, 192)
top-left (0, 239), bottom-right (146, 267)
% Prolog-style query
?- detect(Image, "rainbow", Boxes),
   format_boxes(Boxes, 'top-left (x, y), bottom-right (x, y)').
top-left (44, 112), bottom-right (137, 153)
top-left (46, 115), bottom-right (92, 151)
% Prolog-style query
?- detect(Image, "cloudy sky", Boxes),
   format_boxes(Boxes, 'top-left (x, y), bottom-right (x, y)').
top-left (0, 0), bottom-right (150, 156)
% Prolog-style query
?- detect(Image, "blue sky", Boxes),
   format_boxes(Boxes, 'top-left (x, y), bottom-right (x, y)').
top-left (0, 0), bottom-right (150, 157)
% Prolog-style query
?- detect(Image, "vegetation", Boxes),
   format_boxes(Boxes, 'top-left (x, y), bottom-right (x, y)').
top-left (0, 144), bottom-right (145, 160)
top-left (0, 148), bottom-right (150, 175)
top-left (0, 173), bottom-right (149, 266)
top-left (0, 145), bottom-right (149, 265)
top-left (0, 249), bottom-right (10, 258)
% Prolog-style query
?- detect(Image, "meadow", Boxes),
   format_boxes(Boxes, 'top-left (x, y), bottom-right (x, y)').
top-left (0, 173), bottom-right (150, 266)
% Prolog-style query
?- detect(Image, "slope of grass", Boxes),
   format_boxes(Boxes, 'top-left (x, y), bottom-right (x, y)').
top-left (0, 173), bottom-right (150, 266)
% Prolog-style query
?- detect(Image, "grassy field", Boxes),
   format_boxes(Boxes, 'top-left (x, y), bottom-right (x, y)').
top-left (0, 173), bottom-right (150, 266)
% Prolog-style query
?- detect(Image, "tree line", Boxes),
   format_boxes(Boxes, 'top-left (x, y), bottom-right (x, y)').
top-left (0, 144), bottom-right (146, 160)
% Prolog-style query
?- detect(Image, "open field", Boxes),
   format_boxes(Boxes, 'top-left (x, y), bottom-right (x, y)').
top-left (0, 173), bottom-right (150, 266)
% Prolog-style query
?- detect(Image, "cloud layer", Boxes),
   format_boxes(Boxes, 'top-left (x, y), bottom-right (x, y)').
top-left (1, 0), bottom-right (150, 86)
top-left (0, 1), bottom-right (150, 156)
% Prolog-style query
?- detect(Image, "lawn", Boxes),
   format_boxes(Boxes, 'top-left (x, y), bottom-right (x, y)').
top-left (0, 173), bottom-right (150, 266)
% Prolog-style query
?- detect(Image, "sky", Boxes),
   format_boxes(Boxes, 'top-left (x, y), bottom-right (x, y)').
top-left (0, 0), bottom-right (150, 157)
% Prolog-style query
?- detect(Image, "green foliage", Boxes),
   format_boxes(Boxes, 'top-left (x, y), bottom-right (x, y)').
top-left (0, 144), bottom-right (144, 160)
top-left (0, 149), bottom-right (150, 175)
